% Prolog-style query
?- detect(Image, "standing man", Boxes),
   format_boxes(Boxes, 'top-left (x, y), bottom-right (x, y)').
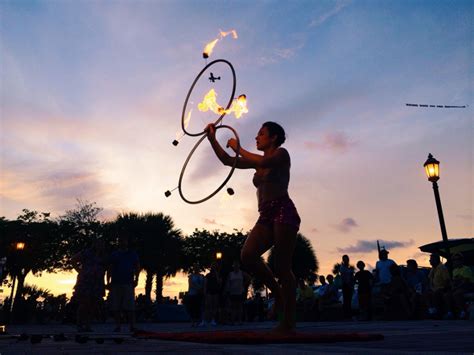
top-left (340, 255), bottom-right (355, 319)
top-left (375, 249), bottom-right (396, 289)
top-left (427, 253), bottom-right (451, 318)
top-left (107, 234), bottom-right (140, 333)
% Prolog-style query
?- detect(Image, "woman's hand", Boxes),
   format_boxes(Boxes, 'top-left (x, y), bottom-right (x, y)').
top-left (226, 138), bottom-right (238, 152)
top-left (205, 123), bottom-right (216, 141)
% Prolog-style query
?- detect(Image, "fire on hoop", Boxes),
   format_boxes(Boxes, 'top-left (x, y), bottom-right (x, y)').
top-left (203, 30), bottom-right (238, 59)
top-left (197, 89), bottom-right (248, 119)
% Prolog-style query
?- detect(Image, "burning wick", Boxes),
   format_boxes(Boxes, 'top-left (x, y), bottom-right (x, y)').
top-left (202, 29), bottom-right (238, 59)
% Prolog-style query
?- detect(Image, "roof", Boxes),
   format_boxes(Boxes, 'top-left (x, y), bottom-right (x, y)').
top-left (419, 238), bottom-right (474, 265)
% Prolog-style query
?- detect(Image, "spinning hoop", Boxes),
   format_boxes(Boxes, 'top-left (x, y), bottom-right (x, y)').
top-left (178, 125), bottom-right (240, 204)
top-left (181, 59), bottom-right (236, 137)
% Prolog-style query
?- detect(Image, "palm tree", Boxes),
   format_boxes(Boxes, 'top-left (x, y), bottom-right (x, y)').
top-left (113, 212), bottom-right (183, 303)
top-left (142, 213), bottom-right (183, 303)
top-left (268, 233), bottom-right (319, 282)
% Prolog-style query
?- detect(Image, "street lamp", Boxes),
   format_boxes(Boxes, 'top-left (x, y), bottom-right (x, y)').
top-left (423, 153), bottom-right (451, 268)
top-left (215, 252), bottom-right (222, 260)
top-left (15, 242), bottom-right (25, 251)
top-left (9, 241), bottom-right (26, 321)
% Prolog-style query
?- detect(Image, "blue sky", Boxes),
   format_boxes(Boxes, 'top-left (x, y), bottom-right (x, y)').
top-left (1, 0), bottom-right (472, 295)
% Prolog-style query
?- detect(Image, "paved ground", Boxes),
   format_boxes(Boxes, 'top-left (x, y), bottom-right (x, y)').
top-left (0, 320), bottom-right (473, 354)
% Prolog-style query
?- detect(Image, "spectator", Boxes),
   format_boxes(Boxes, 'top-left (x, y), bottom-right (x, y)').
top-left (447, 253), bottom-right (474, 319)
top-left (375, 249), bottom-right (396, 289)
top-left (315, 275), bottom-right (328, 298)
top-left (187, 264), bottom-right (205, 327)
top-left (404, 259), bottom-right (428, 293)
top-left (354, 261), bottom-right (373, 320)
top-left (204, 262), bottom-right (221, 326)
top-left (71, 239), bottom-right (106, 332)
top-left (297, 279), bottom-right (315, 320)
top-left (317, 274), bottom-right (339, 312)
top-left (107, 235), bottom-right (140, 332)
top-left (384, 264), bottom-right (411, 320)
top-left (427, 253), bottom-right (451, 319)
top-left (404, 259), bottom-right (428, 318)
top-left (340, 255), bottom-right (355, 319)
top-left (225, 260), bottom-right (245, 325)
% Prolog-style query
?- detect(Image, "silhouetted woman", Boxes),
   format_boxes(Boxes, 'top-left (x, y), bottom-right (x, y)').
top-left (206, 121), bottom-right (300, 332)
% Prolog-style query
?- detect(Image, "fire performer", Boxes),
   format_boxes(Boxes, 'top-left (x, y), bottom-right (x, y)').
top-left (206, 121), bottom-right (300, 333)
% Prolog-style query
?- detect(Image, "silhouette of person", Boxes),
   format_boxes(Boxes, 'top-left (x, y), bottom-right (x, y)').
top-left (355, 260), bottom-right (373, 320)
top-left (187, 263), bottom-right (205, 327)
top-left (206, 121), bottom-right (301, 333)
top-left (225, 260), bottom-right (246, 325)
top-left (375, 248), bottom-right (396, 287)
top-left (427, 253), bottom-right (451, 318)
top-left (71, 239), bottom-right (106, 332)
top-left (107, 234), bottom-right (140, 332)
top-left (340, 254), bottom-right (354, 319)
top-left (204, 262), bottom-right (221, 325)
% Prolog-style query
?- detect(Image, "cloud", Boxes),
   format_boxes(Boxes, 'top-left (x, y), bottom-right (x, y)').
top-left (203, 218), bottom-right (225, 227)
top-left (334, 217), bottom-right (358, 233)
top-left (304, 131), bottom-right (356, 153)
top-left (309, 0), bottom-right (352, 28)
top-left (257, 42), bottom-right (305, 66)
top-left (456, 214), bottom-right (472, 221)
top-left (337, 239), bottom-right (415, 254)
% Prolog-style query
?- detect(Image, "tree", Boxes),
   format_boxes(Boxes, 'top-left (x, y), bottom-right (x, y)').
top-left (268, 233), bottom-right (319, 282)
top-left (182, 229), bottom-right (247, 273)
top-left (54, 200), bottom-right (106, 271)
top-left (0, 212), bottom-right (58, 313)
top-left (113, 212), bottom-right (183, 303)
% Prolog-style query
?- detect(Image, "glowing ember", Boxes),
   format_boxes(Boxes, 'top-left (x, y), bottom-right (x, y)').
top-left (203, 29), bottom-right (238, 58)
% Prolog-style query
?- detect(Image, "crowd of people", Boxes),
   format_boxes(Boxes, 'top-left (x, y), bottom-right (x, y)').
top-left (3, 245), bottom-right (473, 329)
top-left (71, 233), bottom-right (140, 332)
top-left (295, 249), bottom-right (474, 322)
top-left (185, 260), bottom-right (252, 327)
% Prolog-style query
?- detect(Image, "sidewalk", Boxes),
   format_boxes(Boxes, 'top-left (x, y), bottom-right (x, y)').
top-left (1, 320), bottom-right (473, 354)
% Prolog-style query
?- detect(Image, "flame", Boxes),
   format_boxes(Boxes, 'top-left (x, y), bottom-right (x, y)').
top-left (184, 109), bottom-right (193, 129)
top-left (203, 39), bottom-right (219, 59)
top-left (197, 89), bottom-right (224, 114)
top-left (203, 29), bottom-right (238, 58)
top-left (198, 90), bottom-right (248, 119)
top-left (176, 109), bottom-right (193, 139)
top-left (219, 29), bottom-right (238, 39)
top-left (229, 94), bottom-right (248, 119)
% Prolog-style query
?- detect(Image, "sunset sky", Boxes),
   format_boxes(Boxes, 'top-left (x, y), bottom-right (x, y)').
top-left (1, 0), bottom-right (472, 300)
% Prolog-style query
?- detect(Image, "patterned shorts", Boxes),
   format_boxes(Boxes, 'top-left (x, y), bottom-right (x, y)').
top-left (256, 195), bottom-right (301, 231)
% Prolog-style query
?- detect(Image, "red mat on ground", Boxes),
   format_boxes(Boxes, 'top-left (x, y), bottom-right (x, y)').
top-left (135, 330), bottom-right (384, 344)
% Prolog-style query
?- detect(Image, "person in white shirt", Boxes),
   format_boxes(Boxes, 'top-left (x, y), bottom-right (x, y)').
top-left (375, 249), bottom-right (396, 286)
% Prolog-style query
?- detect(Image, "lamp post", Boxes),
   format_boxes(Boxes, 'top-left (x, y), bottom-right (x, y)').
top-left (8, 242), bottom-right (26, 320)
top-left (423, 153), bottom-right (451, 269)
top-left (215, 252), bottom-right (222, 260)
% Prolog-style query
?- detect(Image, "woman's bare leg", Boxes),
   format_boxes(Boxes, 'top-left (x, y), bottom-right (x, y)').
top-left (240, 224), bottom-right (282, 311)
top-left (272, 223), bottom-right (297, 332)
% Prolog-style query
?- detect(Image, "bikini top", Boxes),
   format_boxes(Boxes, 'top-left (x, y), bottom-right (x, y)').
top-left (252, 148), bottom-right (290, 189)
